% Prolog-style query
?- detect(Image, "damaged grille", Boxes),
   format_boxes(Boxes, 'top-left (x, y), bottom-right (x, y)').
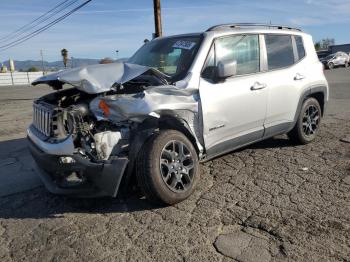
top-left (33, 103), bottom-right (53, 137)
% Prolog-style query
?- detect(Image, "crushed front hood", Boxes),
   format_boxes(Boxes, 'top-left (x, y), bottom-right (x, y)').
top-left (32, 62), bottom-right (164, 94)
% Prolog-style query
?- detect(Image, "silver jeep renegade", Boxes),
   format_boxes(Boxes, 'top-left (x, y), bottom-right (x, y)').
top-left (28, 23), bottom-right (329, 204)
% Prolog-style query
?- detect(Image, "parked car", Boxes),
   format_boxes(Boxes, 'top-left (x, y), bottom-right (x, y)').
top-left (320, 51), bottom-right (350, 69)
top-left (28, 23), bottom-right (329, 205)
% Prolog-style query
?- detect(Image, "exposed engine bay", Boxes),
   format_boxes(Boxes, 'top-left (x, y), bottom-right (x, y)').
top-left (33, 65), bottom-right (202, 161)
top-left (34, 74), bottom-right (166, 162)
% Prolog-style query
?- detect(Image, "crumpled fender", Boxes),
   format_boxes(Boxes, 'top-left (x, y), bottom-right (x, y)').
top-left (90, 85), bottom-right (199, 122)
top-left (90, 85), bottom-right (204, 154)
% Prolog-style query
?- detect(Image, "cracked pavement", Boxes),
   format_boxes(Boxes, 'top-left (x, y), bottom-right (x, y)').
top-left (0, 69), bottom-right (349, 261)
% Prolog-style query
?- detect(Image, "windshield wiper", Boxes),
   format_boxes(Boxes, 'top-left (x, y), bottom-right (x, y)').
top-left (148, 68), bottom-right (170, 85)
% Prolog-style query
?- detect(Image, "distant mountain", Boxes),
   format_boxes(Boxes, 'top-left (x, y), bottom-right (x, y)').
top-left (1, 58), bottom-right (101, 71)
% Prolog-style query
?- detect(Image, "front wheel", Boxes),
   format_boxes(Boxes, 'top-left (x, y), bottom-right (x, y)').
top-left (328, 62), bottom-right (334, 69)
top-left (288, 98), bottom-right (321, 144)
top-left (136, 130), bottom-right (199, 205)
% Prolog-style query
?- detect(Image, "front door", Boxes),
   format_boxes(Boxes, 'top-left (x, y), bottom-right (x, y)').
top-left (199, 34), bottom-right (268, 156)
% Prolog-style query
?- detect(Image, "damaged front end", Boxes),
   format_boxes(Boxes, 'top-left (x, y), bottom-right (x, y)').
top-left (27, 62), bottom-right (203, 197)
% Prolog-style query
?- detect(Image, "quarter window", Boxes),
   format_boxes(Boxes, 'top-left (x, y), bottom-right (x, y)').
top-left (265, 35), bottom-right (294, 70)
top-left (215, 34), bottom-right (260, 75)
top-left (295, 36), bottom-right (305, 61)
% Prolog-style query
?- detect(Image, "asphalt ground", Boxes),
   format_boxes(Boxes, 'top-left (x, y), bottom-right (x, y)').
top-left (0, 68), bottom-right (349, 261)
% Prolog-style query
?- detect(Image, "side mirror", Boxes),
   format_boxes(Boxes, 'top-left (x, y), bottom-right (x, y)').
top-left (217, 60), bottom-right (237, 79)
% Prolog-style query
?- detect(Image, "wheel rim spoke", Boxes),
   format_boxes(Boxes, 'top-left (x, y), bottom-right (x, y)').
top-left (169, 176), bottom-right (178, 188)
top-left (183, 160), bottom-right (194, 171)
top-left (182, 173), bottom-right (192, 184)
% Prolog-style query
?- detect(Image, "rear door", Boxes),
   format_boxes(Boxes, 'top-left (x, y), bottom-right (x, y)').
top-left (261, 34), bottom-right (306, 132)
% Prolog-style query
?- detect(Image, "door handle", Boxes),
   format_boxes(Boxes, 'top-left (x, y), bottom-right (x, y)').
top-left (294, 73), bottom-right (305, 81)
top-left (251, 82), bottom-right (266, 90)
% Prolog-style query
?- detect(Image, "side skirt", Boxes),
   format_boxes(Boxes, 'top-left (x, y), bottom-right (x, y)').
top-left (201, 122), bottom-right (294, 162)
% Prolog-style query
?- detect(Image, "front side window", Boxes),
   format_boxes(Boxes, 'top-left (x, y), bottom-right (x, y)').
top-left (215, 34), bottom-right (260, 75)
top-left (265, 35), bottom-right (294, 70)
top-left (128, 35), bottom-right (202, 82)
top-left (295, 36), bottom-right (306, 61)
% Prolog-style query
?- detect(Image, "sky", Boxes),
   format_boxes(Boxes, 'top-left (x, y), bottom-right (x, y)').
top-left (0, 0), bottom-right (349, 62)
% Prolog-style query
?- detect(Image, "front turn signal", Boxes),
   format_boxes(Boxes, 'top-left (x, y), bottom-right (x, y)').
top-left (98, 100), bottom-right (110, 117)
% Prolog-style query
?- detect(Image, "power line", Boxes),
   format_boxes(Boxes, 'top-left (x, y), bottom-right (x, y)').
top-left (0, 0), bottom-right (92, 52)
top-left (0, 0), bottom-right (75, 42)
top-left (0, 0), bottom-right (81, 45)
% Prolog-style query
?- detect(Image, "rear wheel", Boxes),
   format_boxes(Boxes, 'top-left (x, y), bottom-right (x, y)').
top-left (328, 62), bottom-right (334, 69)
top-left (288, 98), bottom-right (321, 144)
top-left (136, 130), bottom-right (199, 205)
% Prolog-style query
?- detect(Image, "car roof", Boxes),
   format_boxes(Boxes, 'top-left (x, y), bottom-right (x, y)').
top-left (207, 23), bottom-right (301, 31)
top-left (204, 28), bottom-right (308, 38)
top-left (151, 24), bottom-right (309, 43)
top-left (153, 24), bottom-right (307, 42)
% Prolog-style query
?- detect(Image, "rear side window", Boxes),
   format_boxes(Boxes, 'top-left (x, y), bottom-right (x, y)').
top-left (265, 35), bottom-right (294, 70)
top-left (295, 36), bottom-right (305, 60)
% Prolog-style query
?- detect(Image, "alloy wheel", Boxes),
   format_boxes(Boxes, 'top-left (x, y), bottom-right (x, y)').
top-left (302, 105), bottom-right (320, 136)
top-left (159, 140), bottom-right (194, 193)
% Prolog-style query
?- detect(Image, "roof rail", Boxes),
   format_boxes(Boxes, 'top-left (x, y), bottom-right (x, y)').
top-left (206, 23), bottom-right (301, 32)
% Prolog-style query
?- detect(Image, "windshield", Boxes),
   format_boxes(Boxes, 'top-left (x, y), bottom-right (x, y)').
top-left (128, 35), bottom-right (202, 81)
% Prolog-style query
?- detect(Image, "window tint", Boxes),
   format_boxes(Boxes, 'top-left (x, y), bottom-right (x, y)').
top-left (215, 35), bottom-right (260, 75)
top-left (265, 35), bottom-right (294, 70)
top-left (295, 36), bottom-right (305, 60)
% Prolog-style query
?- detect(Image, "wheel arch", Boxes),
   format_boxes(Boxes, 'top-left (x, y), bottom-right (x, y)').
top-left (119, 114), bottom-right (203, 194)
top-left (157, 115), bottom-right (202, 156)
top-left (307, 91), bottom-right (325, 116)
top-left (294, 85), bottom-right (328, 122)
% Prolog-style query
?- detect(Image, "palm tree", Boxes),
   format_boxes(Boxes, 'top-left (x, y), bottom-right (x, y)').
top-left (61, 48), bottom-right (68, 68)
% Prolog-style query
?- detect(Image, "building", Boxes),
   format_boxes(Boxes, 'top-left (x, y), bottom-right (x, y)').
top-left (317, 43), bottom-right (350, 58)
top-left (329, 44), bottom-right (350, 54)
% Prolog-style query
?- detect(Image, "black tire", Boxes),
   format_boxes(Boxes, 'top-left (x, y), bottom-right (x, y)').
top-left (136, 129), bottom-right (199, 205)
top-left (345, 62), bottom-right (349, 68)
top-left (288, 97), bottom-right (321, 144)
top-left (328, 62), bottom-right (334, 69)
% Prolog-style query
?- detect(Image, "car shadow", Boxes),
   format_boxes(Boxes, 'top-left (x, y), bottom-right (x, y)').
top-left (247, 135), bottom-right (295, 150)
top-left (0, 188), bottom-right (163, 219)
top-left (0, 135), bottom-right (296, 220)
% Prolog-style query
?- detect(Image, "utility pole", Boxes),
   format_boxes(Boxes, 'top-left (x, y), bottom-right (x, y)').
top-left (40, 49), bottom-right (45, 74)
top-left (153, 0), bottom-right (162, 38)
